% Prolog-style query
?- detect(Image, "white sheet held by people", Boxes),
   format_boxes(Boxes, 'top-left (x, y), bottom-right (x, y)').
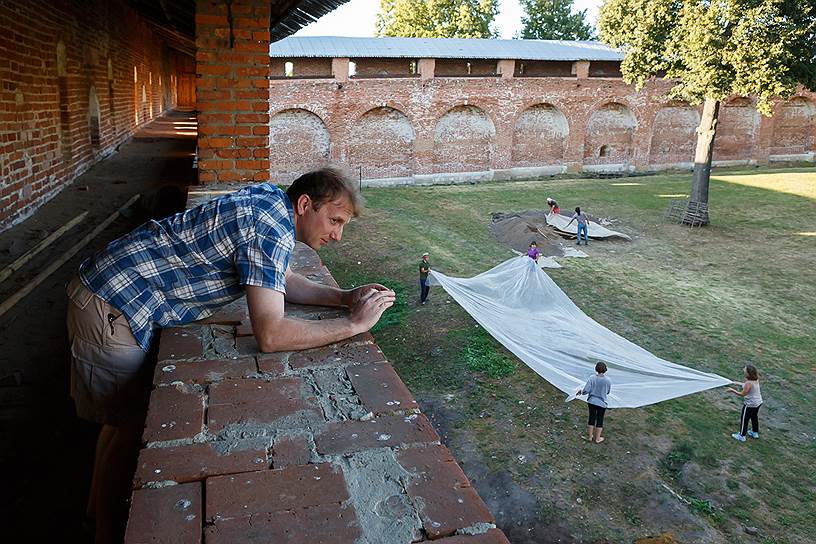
top-left (428, 257), bottom-right (731, 408)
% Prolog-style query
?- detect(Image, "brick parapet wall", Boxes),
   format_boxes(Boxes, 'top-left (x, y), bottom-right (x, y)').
top-left (267, 70), bottom-right (816, 184)
top-left (0, 0), bottom-right (184, 231)
top-left (195, 0), bottom-right (271, 184)
top-left (124, 185), bottom-right (509, 543)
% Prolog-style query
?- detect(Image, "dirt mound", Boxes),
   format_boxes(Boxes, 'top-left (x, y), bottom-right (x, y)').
top-left (489, 211), bottom-right (563, 256)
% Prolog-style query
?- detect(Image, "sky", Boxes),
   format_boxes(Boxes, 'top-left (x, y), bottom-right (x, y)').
top-left (294, 0), bottom-right (604, 40)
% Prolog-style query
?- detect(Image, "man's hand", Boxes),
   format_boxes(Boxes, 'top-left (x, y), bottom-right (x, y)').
top-left (342, 283), bottom-right (393, 309)
top-left (348, 287), bottom-right (396, 332)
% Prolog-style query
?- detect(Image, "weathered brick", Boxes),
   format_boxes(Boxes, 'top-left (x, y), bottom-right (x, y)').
top-left (315, 414), bottom-right (439, 456)
top-left (256, 352), bottom-right (286, 375)
top-left (234, 335), bottom-right (260, 355)
top-left (124, 483), bottom-right (202, 544)
top-left (157, 328), bottom-right (203, 362)
top-left (397, 445), bottom-right (495, 539)
top-left (205, 463), bottom-right (350, 519)
top-left (289, 343), bottom-right (386, 369)
top-left (153, 358), bottom-right (256, 386)
top-left (133, 442), bottom-right (269, 487)
top-left (348, 362), bottom-right (418, 414)
top-left (207, 377), bottom-right (322, 432)
top-left (204, 503), bottom-right (360, 544)
top-left (434, 529), bottom-right (511, 544)
top-left (272, 434), bottom-right (311, 468)
top-left (143, 385), bottom-right (205, 443)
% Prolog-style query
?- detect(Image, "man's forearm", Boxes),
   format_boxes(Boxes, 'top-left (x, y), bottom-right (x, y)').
top-left (284, 270), bottom-right (347, 307)
top-left (256, 315), bottom-right (359, 352)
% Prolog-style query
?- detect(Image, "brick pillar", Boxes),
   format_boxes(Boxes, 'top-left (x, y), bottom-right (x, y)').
top-left (418, 58), bottom-right (435, 80)
top-left (332, 58), bottom-right (349, 82)
top-left (573, 60), bottom-right (590, 79)
top-left (196, 0), bottom-right (271, 184)
top-left (754, 110), bottom-right (774, 165)
top-left (497, 59), bottom-right (515, 79)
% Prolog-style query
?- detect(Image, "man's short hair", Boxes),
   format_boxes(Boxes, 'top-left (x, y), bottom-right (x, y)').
top-left (595, 361), bottom-right (607, 373)
top-left (286, 165), bottom-right (363, 217)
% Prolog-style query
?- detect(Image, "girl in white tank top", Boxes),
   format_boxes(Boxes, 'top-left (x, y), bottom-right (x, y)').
top-left (727, 365), bottom-right (763, 441)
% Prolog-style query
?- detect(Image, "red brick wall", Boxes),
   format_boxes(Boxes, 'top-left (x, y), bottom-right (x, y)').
top-left (268, 71), bottom-right (816, 182)
top-left (353, 57), bottom-right (417, 78)
top-left (0, 0), bottom-right (186, 230)
top-left (196, 0), bottom-right (271, 184)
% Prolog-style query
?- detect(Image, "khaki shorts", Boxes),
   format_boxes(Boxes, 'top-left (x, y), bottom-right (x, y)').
top-left (66, 275), bottom-right (151, 426)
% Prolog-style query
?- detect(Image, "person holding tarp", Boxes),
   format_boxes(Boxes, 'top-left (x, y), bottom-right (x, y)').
top-left (565, 206), bottom-right (589, 245)
top-left (546, 197), bottom-right (561, 216)
top-left (577, 361), bottom-right (612, 443)
top-left (727, 365), bottom-right (763, 442)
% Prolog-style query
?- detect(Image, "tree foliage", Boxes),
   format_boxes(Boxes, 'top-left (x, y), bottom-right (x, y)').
top-left (376, 0), bottom-right (499, 38)
top-left (519, 0), bottom-right (596, 40)
top-left (599, 0), bottom-right (816, 115)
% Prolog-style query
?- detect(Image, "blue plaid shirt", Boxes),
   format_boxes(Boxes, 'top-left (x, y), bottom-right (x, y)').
top-left (79, 183), bottom-right (295, 351)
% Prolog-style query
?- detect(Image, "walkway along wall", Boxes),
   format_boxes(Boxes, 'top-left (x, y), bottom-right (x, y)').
top-left (268, 59), bottom-right (816, 185)
top-left (124, 187), bottom-right (512, 543)
top-left (0, 0), bottom-right (190, 230)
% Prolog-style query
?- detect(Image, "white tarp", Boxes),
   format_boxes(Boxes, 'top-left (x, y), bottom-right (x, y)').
top-left (547, 212), bottom-right (632, 240)
top-left (428, 257), bottom-right (732, 408)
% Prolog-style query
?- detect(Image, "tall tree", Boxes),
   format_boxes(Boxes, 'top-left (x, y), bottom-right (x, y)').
top-left (376, 0), bottom-right (499, 38)
top-left (520, 0), bottom-right (596, 40)
top-left (599, 0), bottom-right (816, 224)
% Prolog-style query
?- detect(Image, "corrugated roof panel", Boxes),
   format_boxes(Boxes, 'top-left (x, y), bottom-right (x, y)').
top-left (269, 36), bottom-right (623, 61)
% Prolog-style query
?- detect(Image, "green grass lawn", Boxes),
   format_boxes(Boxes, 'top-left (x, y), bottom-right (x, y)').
top-left (321, 166), bottom-right (816, 543)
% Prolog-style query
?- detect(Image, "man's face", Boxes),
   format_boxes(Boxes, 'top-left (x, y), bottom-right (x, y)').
top-left (295, 194), bottom-right (354, 250)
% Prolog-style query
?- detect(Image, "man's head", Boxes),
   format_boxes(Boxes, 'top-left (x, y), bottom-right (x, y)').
top-left (287, 166), bottom-right (363, 250)
top-left (422, 252), bottom-right (429, 260)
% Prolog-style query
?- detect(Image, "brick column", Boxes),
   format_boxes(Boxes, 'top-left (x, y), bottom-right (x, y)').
top-left (573, 60), bottom-right (590, 79)
top-left (418, 58), bottom-right (435, 80)
top-left (196, 0), bottom-right (271, 184)
top-left (497, 59), bottom-right (515, 79)
top-left (754, 111), bottom-right (774, 165)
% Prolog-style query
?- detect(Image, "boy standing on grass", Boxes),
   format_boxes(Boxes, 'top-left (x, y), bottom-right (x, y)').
top-left (419, 252), bottom-right (430, 304)
top-left (577, 361), bottom-right (612, 443)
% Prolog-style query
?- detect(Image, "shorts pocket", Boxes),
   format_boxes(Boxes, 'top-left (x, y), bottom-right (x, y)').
top-left (66, 275), bottom-right (94, 310)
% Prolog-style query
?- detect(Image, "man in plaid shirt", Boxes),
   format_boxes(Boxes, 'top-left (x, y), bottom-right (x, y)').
top-left (66, 166), bottom-right (394, 542)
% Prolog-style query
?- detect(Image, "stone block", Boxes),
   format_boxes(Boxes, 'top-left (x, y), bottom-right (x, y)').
top-left (204, 503), bottom-right (360, 544)
top-left (207, 377), bottom-right (321, 432)
top-left (315, 414), bottom-right (439, 456)
top-left (256, 352), bottom-right (286, 375)
top-left (272, 434), bottom-right (311, 468)
top-left (289, 343), bottom-right (386, 370)
top-left (124, 483), bottom-right (201, 544)
top-left (397, 445), bottom-right (495, 539)
top-left (347, 362), bottom-right (418, 413)
top-left (133, 442), bottom-right (269, 487)
top-left (143, 385), bottom-right (205, 443)
top-left (157, 328), bottom-right (203, 362)
top-left (153, 358), bottom-right (256, 386)
top-left (205, 463), bottom-right (350, 520)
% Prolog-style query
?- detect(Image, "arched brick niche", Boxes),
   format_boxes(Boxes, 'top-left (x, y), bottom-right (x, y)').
top-left (584, 102), bottom-right (637, 165)
top-left (770, 96), bottom-right (816, 156)
top-left (649, 102), bottom-right (700, 165)
top-left (713, 97), bottom-right (759, 161)
top-left (511, 104), bottom-right (569, 166)
top-left (433, 105), bottom-right (495, 173)
top-left (270, 108), bottom-right (330, 182)
top-left (348, 106), bottom-right (415, 179)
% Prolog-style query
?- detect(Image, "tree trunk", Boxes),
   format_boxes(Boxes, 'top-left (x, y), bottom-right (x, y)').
top-left (688, 97), bottom-right (720, 225)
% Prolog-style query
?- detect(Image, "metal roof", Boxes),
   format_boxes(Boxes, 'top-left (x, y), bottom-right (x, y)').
top-left (269, 36), bottom-right (623, 61)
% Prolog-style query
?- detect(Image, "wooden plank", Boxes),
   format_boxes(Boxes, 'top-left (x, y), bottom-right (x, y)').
top-left (0, 195), bottom-right (140, 320)
top-left (0, 211), bottom-right (88, 285)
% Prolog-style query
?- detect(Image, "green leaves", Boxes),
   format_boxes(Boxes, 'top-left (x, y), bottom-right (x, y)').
top-left (519, 0), bottom-right (596, 41)
top-left (376, 0), bottom-right (499, 38)
top-left (599, 0), bottom-right (816, 114)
